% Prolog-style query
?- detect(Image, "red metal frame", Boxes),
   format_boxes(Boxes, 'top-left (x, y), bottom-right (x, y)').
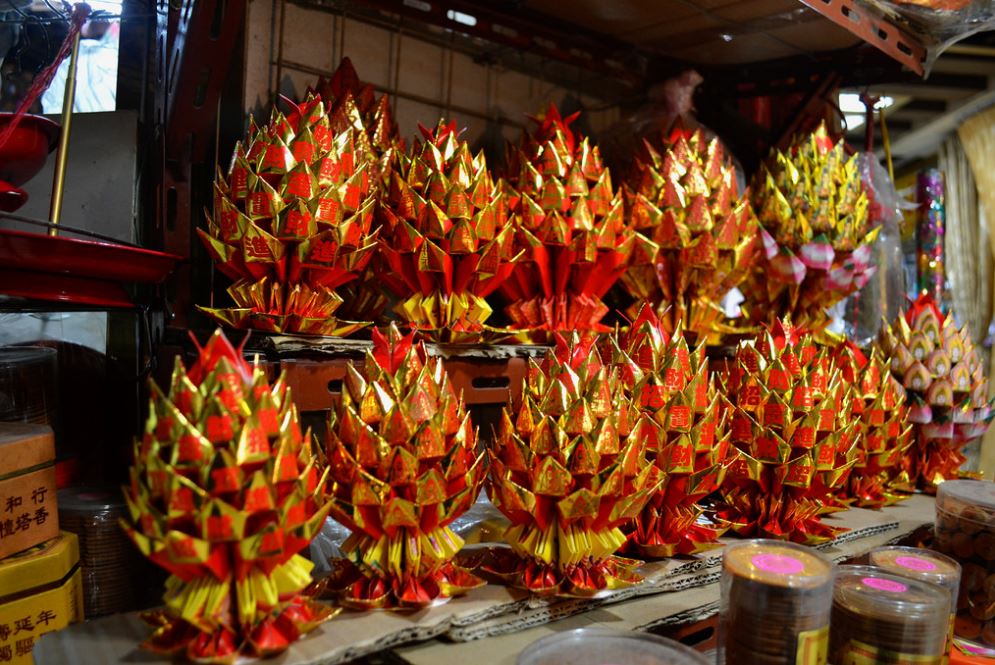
top-left (797, 0), bottom-right (926, 76)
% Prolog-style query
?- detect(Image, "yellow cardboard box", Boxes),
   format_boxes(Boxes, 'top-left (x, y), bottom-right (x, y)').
top-left (0, 424), bottom-right (58, 560)
top-left (0, 532), bottom-right (83, 664)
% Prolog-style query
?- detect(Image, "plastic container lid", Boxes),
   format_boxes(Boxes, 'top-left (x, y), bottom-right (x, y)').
top-left (937, 479), bottom-right (995, 525)
top-left (834, 565), bottom-right (950, 620)
top-left (517, 628), bottom-right (708, 665)
top-left (868, 546), bottom-right (961, 598)
top-left (723, 539), bottom-right (833, 589)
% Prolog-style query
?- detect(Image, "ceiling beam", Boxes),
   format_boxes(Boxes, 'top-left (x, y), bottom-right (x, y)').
top-left (883, 85), bottom-right (995, 160)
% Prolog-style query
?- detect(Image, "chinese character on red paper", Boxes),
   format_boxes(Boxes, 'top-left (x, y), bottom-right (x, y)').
top-left (244, 486), bottom-right (271, 512)
top-left (319, 158), bottom-right (340, 182)
top-left (308, 239), bottom-right (338, 262)
top-left (0, 520), bottom-right (13, 539)
top-left (792, 427), bottom-right (816, 448)
top-left (4, 496), bottom-right (20, 513)
top-left (669, 405), bottom-right (691, 430)
top-left (286, 172), bottom-right (312, 199)
top-left (317, 197), bottom-right (340, 223)
top-left (741, 385), bottom-right (761, 408)
top-left (283, 210), bottom-right (310, 236)
top-left (30, 487), bottom-right (46, 505)
top-left (768, 369), bottom-right (789, 391)
top-left (786, 464), bottom-right (811, 484)
top-left (663, 368), bottom-right (682, 391)
top-left (244, 236), bottom-right (271, 260)
top-left (670, 445), bottom-right (691, 468)
top-left (248, 192), bottom-right (271, 218)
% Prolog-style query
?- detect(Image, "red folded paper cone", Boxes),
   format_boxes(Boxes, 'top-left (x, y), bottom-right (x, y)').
top-left (611, 305), bottom-right (733, 558)
top-left (323, 324), bottom-right (486, 608)
top-left (377, 121), bottom-right (517, 342)
top-left (620, 126), bottom-right (759, 341)
top-left (487, 333), bottom-right (663, 596)
top-left (878, 294), bottom-right (994, 493)
top-left (499, 105), bottom-right (641, 340)
top-left (716, 318), bottom-right (859, 545)
top-left (121, 329), bottom-right (337, 663)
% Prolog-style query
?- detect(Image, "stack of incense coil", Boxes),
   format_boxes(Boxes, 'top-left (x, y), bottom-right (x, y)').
top-left (933, 479), bottom-right (995, 647)
top-left (57, 487), bottom-right (138, 617)
top-left (831, 565), bottom-right (950, 665)
top-left (719, 539), bottom-right (833, 664)
top-left (869, 546), bottom-right (961, 662)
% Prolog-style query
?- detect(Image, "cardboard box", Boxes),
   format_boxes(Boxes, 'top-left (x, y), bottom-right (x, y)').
top-left (0, 424), bottom-right (58, 560)
top-left (0, 532), bottom-right (83, 664)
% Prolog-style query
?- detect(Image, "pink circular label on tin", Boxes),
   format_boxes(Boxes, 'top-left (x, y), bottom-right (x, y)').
top-left (751, 553), bottom-right (804, 575)
top-left (863, 577), bottom-right (908, 593)
top-left (894, 555), bottom-right (937, 572)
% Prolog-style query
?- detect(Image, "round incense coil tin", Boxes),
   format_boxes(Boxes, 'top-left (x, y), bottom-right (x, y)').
top-left (720, 540), bottom-right (833, 664)
top-left (869, 546), bottom-right (961, 601)
top-left (723, 540), bottom-right (833, 589)
top-left (517, 628), bottom-right (708, 665)
top-left (57, 487), bottom-right (137, 617)
top-left (831, 565), bottom-right (949, 662)
top-left (934, 480), bottom-right (995, 647)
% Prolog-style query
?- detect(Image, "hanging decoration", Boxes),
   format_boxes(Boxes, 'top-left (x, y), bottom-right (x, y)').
top-left (915, 168), bottom-right (947, 304)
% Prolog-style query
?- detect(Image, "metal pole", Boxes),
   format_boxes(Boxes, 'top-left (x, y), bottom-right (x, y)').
top-left (48, 27), bottom-right (82, 236)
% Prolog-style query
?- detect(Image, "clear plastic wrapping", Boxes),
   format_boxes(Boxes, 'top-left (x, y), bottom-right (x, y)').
top-left (844, 154), bottom-right (914, 345)
top-left (832, 565), bottom-right (950, 663)
top-left (718, 539), bottom-right (834, 665)
top-left (857, 0), bottom-right (995, 72)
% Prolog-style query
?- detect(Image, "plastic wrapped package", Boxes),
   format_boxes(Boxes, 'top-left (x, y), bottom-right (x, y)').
top-left (844, 154), bottom-right (915, 345)
top-left (599, 70), bottom-right (746, 193)
top-left (858, 0), bottom-right (995, 71)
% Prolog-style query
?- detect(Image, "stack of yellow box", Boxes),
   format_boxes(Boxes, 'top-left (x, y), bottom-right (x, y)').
top-left (0, 423), bottom-right (81, 664)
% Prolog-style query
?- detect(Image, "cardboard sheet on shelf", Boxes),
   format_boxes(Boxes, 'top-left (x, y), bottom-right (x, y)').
top-left (257, 335), bottom-right (551, 360)
top-left (35, 495), bottom-right (934, 665)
